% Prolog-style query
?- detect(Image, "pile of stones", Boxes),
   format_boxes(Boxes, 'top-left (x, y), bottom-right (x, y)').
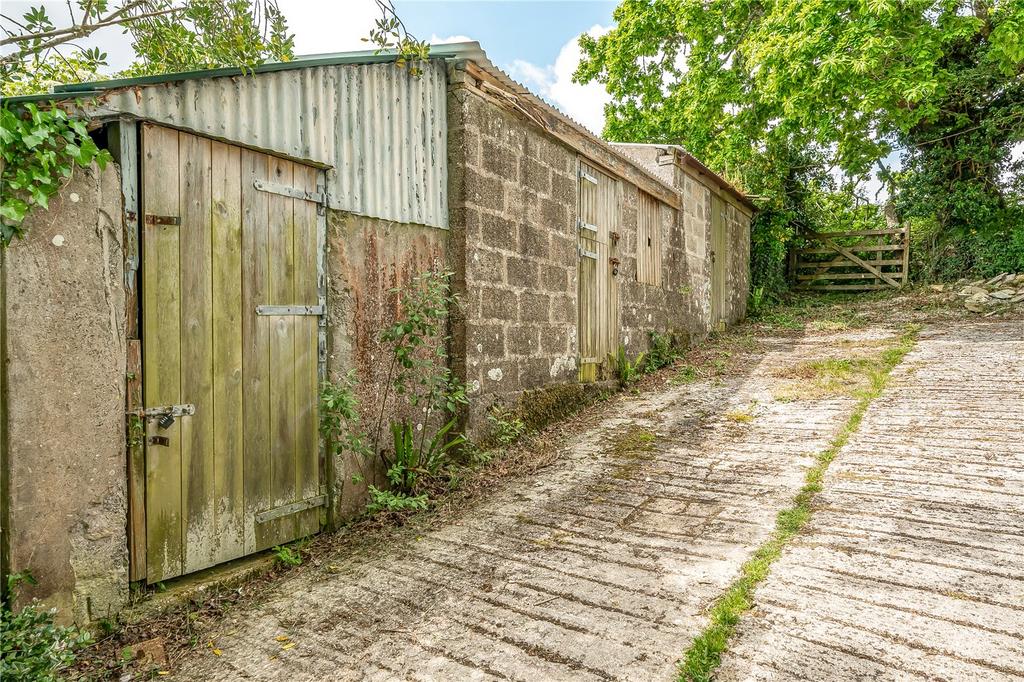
top-left (954, 273), bottom-right (1024, 314)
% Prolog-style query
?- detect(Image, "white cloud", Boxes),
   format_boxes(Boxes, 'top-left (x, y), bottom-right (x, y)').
top-left (506, 25), bottom-right (612, 135)
top-left (283, 0), bottom-right (473, 57)
top-left (428, 34), bottom-right (474, 45)
top-left (281, 0), bottom-right (380, 55)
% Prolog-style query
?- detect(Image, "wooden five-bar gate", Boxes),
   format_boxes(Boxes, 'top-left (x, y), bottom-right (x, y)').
top-left (792, 225), bottom-right (909, 292)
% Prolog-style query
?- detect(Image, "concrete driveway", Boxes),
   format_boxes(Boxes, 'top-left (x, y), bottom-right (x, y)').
top-left (168, 320), bottom-right (1023, 681)
top-left (717, 321), bottom-right (1024, 681)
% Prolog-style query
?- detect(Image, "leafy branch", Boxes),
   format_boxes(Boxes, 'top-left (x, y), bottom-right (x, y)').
top-left (0, 0), bottom-right (295, 245)
top-left (367, 0), bottom-right (431, 76)
top-left (0, 102), bottom-right (110, 246)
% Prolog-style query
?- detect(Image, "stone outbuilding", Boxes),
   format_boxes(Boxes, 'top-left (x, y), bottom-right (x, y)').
top-left (0, 42), bottom-right (753, 622)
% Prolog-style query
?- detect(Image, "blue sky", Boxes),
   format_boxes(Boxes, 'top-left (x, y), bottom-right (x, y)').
top-left (395, 1), bottom-right (615, 68)
top-left (282, 0), bottom-right (620, 133)
top-left (392, 1), bottom-right (618, 132)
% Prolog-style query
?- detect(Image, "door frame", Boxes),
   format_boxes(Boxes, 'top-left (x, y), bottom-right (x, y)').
top-left (123, 121), bottom-right (329, 583)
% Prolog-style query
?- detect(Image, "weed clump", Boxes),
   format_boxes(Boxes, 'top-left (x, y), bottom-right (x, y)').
top-left (0, 572), bottom-right (92, 682)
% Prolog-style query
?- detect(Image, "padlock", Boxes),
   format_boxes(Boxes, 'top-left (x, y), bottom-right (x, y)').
top-left (157, 414), bottom-right (176, 430)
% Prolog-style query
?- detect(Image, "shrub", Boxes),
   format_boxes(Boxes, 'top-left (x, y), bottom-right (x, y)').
top-left (0, 572), bottom-right (92, 682)
top-left (487, 407), bottom-right (526, 447)
top-left (610, 345), bottom-right (646, 386)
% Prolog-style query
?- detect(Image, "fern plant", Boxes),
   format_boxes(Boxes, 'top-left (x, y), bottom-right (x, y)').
top-left (610, 345), bottom-right (646, 386)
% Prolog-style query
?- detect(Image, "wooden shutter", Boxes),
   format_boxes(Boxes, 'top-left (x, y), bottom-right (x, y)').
top-left (636, 192), bottom-right (662, 286)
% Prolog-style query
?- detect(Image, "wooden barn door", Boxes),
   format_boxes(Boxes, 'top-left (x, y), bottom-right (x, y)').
top-left (710, 194), bottom-right (728, 329)
top-left (577, 159), bottom-right (620, 382)
top-left (139, 124), bottom-right (324, 583)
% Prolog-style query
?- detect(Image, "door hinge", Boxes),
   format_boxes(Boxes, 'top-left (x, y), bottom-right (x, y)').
top-left (578, 246), bottom-right (598, 260)
top-left (254, 495), bottom-right (327, 524)
top-left (256, 304), bottom-right (325, 316)
top-left (253, 178), bottom-right (327, 215)
top-left (578, 169), bottom-right (598, 185)
top-left (577, 218), bottom-right (598, 233)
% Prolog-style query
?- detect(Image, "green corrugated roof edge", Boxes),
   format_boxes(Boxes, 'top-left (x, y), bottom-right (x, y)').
top-left (1, 42), bottom-right (478, 105)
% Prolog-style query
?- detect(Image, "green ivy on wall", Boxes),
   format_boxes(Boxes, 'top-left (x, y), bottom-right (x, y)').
top-left (0, 102), bottom-right (111, 246)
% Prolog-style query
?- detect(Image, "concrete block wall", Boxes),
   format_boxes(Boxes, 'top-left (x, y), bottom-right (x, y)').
top-left (446, 71), bottom-right (744, 437)
top-left (681, 171), bottom-right (714, 331)
top-left (0, 163), bottom-right (128, 624)
top-left (448, 71), bottom-right (581, 431)
top-left (614, 143), bottom-right (754, 330)
top-left (724, 201), bottom-right (752, 322)
top-left (613, 144), bottom-right (716, 336)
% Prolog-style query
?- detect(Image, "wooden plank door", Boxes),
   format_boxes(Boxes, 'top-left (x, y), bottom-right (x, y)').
top-left (577, 160), bottom-right (620, 382)
top-left (710, 195), bottom-right (728, 329)
top-left (140, 124), bottom-right (323, 583)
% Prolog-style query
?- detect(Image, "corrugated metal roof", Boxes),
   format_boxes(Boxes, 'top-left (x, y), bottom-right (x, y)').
top-left (3, 44), bottom-right (469, 101)
top-left (3, 45), bottom-right (464, 228)
top-left (1, 41), bottom-right (751, 222)
top-left (81, 58), bottom-right (451, 228)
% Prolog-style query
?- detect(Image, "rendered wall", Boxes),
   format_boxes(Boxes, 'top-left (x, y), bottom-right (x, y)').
top-left (0, 163), bottom-right (128, 624)
top-left (324, 211), bottom-right (449, 519)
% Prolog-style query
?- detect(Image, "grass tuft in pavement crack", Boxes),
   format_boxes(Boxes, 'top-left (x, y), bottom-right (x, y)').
top-left (677, 324), bottom-right (920, 682)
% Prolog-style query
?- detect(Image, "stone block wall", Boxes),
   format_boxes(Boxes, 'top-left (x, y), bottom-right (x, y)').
top-left (724, 201), bottom-right (751, 323)
top-left (681, 171), bottom-right (714, 332)
top-left (614, 143), bottom-right (753, 332)
top-left (448, 69), bottom-right (581, 431)
top-left (1, 163), bottom-right (128, 624)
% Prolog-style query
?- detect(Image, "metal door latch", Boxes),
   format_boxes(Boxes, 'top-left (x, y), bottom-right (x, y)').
top-left (127, 404), bottom-right (196, 421)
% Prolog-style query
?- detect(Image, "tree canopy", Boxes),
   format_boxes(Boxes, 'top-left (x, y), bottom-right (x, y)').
top-left (0, 0), bottom-right (428, 244)
top-left (577, 0), bottom-right (1024, 286)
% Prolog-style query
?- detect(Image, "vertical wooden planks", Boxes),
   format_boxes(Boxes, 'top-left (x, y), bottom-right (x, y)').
top-left (141, 125), bottom-right (325, 576)
top-left (178, 132), bottom-right (215, 575)
top-left (211, 141), bottom-right (245, 562)
top-left (577, 159), bottom-right (621, 381)
top-left (141, 124), bottom-right (183, 583)
top-left (241, 150), bottom-right (273, 553)
top-left (126, 340), bottom-right (145, 581)
top-left (603, 178), bottom-right (620, 359)
top-left (266, 157), bottom-right (298, 546)
top-left (637, 192), bottom-right (662, 287)
top-left (293, 164), bottom-right (320, 538)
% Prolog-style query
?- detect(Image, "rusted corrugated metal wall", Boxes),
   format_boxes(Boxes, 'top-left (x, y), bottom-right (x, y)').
top-left (92, 61), bottom-right (448, 228)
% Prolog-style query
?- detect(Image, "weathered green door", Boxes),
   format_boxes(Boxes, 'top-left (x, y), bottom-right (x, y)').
top-left (140, 124), bottom-right (323, 583)
top-left (577, 159), bottom-right (620, 382)
top-left (710, 194), bottom-right (728, 329)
